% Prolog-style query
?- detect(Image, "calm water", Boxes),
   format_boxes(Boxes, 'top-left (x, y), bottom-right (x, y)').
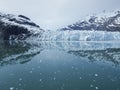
top-left (0, 41), bottom-right (120, 90)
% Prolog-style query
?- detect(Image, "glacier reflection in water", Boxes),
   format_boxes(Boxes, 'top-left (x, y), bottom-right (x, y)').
top-left (0, 41), bottom-right (120, 90)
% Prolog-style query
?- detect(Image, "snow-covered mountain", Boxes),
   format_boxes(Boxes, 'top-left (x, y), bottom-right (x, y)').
top-left (1, 11), bottom-right (120, 41)
top-left (39, 11), bottom-right (120, 41)
top-left (0, 12), bottom-right (44, 40)
top-left (61, 11), bottom-right (120, 31)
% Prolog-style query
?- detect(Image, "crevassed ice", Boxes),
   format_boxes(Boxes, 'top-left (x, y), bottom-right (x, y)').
top-left (39, 30), bottom-right (120, 41)
top-left (36, 41), bottom-right (120, 51)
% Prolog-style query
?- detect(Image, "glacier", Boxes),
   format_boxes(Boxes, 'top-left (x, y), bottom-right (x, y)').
top-left (38, 30), bottom-right (120, 41)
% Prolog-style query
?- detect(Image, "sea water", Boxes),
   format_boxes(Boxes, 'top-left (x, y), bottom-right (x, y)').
top-left (0, 41), bottom-right (120, 90)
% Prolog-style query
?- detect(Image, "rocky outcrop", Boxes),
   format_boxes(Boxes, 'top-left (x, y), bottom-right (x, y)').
top-left (61, 11), bottom-right (120, 32)
top-left (0, 12), bottom-right (44, 40)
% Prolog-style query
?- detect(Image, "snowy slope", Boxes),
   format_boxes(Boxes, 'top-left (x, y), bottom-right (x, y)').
top-left (0, 12), bottom-right (44, 40)
top-left (61, 11), bottom-right (120, 31)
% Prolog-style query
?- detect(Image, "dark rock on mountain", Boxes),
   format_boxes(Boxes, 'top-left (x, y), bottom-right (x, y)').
top-left (0, 12), bottom-right (44, 40)
top-left (18, 15), bottom-right (30, 20)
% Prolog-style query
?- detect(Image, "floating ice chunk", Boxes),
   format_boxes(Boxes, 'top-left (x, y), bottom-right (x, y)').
top-left (71, 66), bottom-right (74, 69)
top-left (95, 74), bottom-right (98, 77)
top-left (54, 72), bottom-right (57, 74)
top-left (38, 66), bottom-right (41, 69)
top-left (90, 84), bottom-right (94, 87)
top-left (29, 71), bottom-right (33, 73)
top-left (19, 78), bottom-right (22, 81)
top-left (19, 83), bottom-right (22, 86)
top-left (39, 79), bottom-right (42, 82)
top-left (40, 73), bottom-right (42, 75)
top-left (39, 60), bottom-right (42, 63)
top-left (10, 87), bottom-right (14, 90)
top-left (79, 77), bottom-right (82, 79)
top-left (32, 68), bottom-right (35, 70)
top-left (95, 87), bottom-right (99, 89)
top-left (53, 77), bottom-right (56, 80)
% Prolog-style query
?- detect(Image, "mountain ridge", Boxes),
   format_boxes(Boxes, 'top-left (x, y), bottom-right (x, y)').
top-left (60, 11), bottom-right (120, 31)
top-left (0, 12), bottom-right (44, 40)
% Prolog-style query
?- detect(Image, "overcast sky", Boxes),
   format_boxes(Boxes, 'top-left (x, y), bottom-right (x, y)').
top-left (0, 0), bottom-right (120, 30)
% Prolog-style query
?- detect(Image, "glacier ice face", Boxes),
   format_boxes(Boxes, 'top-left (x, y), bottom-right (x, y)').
top-left (39, 30), bottom-right (120, 41)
